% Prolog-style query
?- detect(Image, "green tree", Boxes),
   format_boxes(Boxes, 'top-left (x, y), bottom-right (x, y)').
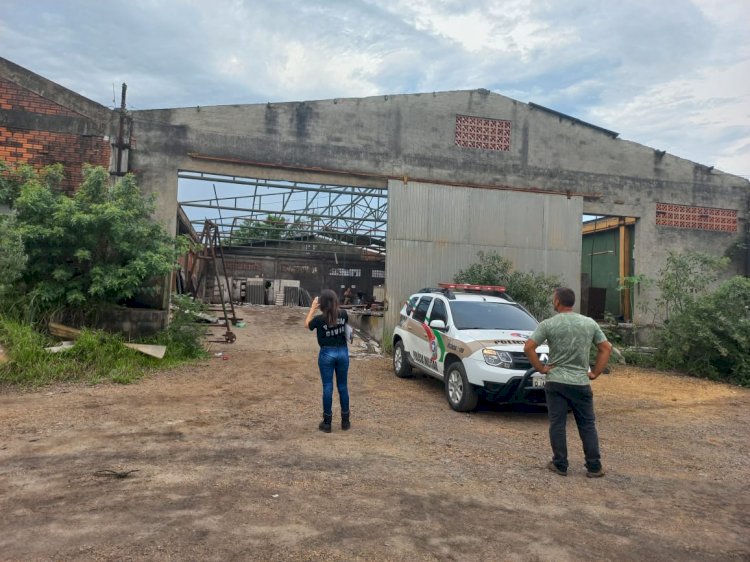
top-left (454, 251), bottom-right (562, 320)
top-left (1, 161), bottom-right (66, 206)
top-left (5, 163), bottom-right (185, 316)
top-left (229, 214), bottom-right (287, 244)
top-left (657, 250), bottom-right (729, 319)
top-left (284, 217), bottom-right (308, 239)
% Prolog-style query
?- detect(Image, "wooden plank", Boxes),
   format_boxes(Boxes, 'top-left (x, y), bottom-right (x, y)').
top-left (48, 322), bottom-right (166, 358)
top-left (124, 343), bottom-right (167, 359)
top-left (48, 322), bottom-right (82, 340)
top-left (619, 223), bottom-right (632, 322)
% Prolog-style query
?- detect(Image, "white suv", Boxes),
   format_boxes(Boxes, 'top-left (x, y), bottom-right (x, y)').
top-left (392, 283), bottom-right (549, 412)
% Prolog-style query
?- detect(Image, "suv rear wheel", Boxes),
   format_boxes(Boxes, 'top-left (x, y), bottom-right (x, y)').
top-left (393, 341), bottom-right (413, 378)
top-left (445, 362), bottom-right (479, 412)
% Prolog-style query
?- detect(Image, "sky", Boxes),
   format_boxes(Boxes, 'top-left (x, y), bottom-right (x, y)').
top-left (1, 0), bottom-right (748, 177)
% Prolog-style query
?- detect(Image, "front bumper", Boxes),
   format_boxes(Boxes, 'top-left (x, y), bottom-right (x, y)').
top-left (478, 376), bottom-right (547, 405)
top-left (464, 359), bottom-right (546, 404)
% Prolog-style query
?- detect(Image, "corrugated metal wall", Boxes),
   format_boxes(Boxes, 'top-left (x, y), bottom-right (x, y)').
top-left (384, 180), bottom-right (583, 329)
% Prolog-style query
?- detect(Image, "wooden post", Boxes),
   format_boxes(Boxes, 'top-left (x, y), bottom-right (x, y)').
top-left (619, 220), bottom-right (632, 322)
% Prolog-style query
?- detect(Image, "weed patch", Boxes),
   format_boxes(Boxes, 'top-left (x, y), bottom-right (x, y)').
top-left (0, 308), bottom-right (208, 387)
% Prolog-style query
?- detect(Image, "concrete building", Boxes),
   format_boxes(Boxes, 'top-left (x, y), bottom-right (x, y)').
top-left (1, 56), bottom-right (747, 333)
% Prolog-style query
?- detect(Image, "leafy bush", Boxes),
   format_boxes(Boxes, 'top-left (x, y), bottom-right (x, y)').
top-left (454, 251), bottom-right (563, 319)
top-left (2, 162), bottom-right (187, 319)
top-left (152, 294), bottom-right (210, 359)
top-left (0, 161), bottom-right (49, 206)
top-left (600, 312), bottom-right (624, 346)
top-left (0, 214), bottom-right (27, 298)
top-left (657, 276), bottom-right (750, 386)
top-left (657, 250), bottom-right (728, 319)
top-left (621, 349), bottom-right (657, 368)
top-left (0, 161), bottom-right (208, 386)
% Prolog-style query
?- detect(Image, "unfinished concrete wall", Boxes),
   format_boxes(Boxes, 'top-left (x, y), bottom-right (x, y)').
top-left (128, 90), bottom-right (747, 323)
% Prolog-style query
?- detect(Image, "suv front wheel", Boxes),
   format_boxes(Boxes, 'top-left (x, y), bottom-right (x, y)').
top-left (445, 362), bottom-right (479, 412)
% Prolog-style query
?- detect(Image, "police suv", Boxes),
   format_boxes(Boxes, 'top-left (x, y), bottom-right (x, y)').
top-left (392, 283), bottom-right (549, 412)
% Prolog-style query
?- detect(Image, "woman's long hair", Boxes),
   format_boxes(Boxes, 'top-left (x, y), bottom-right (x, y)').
top-left (319, 289), bottom-right (340, 327)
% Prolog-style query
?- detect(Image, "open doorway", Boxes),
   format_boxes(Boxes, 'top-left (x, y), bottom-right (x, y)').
top-left (581, 215), bottom-right (636, 321)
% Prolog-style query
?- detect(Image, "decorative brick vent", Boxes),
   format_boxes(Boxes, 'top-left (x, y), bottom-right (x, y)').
top-left (455, 115), bottom-right (511, 151)
top-left (656, 202), bottom-right (737, 232)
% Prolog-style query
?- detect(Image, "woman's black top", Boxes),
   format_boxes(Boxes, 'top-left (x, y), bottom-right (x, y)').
top-left (308, 310), bottom-right (349, 347)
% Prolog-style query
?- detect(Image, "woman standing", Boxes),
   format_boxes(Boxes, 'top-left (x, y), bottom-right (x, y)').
top-left (305, 289), bottom-right (351, 433)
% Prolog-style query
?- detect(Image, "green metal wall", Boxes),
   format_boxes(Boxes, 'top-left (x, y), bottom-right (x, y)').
top-left (582, 229), bottom-right (621, 317)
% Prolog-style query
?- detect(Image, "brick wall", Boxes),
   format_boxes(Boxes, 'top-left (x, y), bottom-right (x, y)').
top-left (0, 78), bottom-right (111, 192)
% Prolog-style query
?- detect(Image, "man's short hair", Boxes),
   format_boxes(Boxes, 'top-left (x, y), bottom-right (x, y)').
top-left (555, 287), bottom-right (576, 307)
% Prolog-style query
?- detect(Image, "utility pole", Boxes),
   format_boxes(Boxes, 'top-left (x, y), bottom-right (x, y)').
top-left (114, 83), bottom-right (128, 176)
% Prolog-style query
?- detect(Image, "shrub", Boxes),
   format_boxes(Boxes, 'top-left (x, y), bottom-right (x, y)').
top-left (0, 316), bottom-right (149, 385)
top-left (152, 294), bottom-right (210, 359)
top-left (0, 214), bottom-right (27, 299)
top-left (656, 276), bottom-right (750, 386)
top-left (621, 349), bottom-right (658, 368)
top-left (657, 250), bottom-right (729, 319)
top-left (2, 161), bottom-right (187, 320)
top-left (454, 251), bottom-right (562, 319)
top-left (0, 303), bottom-right (209, 386)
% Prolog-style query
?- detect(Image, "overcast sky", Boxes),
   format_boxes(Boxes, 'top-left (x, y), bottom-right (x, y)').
top-left (1, 0), bottom-right (748, 177)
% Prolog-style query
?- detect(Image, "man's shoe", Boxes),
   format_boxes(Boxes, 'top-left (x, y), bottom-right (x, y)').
top-left (341, 412), bottom-right (351, 431)
top-left (586, 468), bottom-right (605, 478)
top-left (547, 461), bottom-right (567, 476)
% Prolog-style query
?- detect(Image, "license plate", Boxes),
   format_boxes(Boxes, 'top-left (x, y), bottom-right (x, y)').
top-left (532, 375), bottom-right (546, 388)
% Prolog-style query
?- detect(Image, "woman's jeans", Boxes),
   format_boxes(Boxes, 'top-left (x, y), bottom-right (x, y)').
top-left (545, 381), bottom-right (602, 472)
top-left (318, 346), bottom-right (350, 416)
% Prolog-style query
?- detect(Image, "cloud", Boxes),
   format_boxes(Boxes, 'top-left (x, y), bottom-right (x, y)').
top-left (587, 56), bottom-right (750, 172)
top-left (0, 0), bottom-right (747, 175)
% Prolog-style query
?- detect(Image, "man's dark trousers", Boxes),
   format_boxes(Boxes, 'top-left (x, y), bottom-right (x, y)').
top-left (545, 381), bottom-right (602, 472)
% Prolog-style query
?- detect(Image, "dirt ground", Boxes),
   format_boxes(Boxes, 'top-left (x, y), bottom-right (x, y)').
top-left (0, 305), bottom-right (748, 562)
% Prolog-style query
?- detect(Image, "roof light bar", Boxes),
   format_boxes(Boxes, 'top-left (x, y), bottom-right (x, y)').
top-left (438, 282), bottom-right (506, 293)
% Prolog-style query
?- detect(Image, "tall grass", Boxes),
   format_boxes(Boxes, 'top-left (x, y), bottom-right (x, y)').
top-left (0, 307), bottom-right (208, 387)
top-left (381, 326), bottom-right (394, 355)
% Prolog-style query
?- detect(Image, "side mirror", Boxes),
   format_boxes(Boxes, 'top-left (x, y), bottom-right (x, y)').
top-left (429, 319), bottom-right (447, 330)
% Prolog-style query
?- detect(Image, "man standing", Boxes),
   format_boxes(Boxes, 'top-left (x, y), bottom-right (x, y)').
top-left (524, 287), bottom-right (612, 478)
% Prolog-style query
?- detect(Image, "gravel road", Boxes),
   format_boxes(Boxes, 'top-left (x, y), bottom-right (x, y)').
top-left (0, 305), bottom-right (748, 561)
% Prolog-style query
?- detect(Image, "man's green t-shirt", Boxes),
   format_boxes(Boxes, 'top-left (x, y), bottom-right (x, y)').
top-left (530, 312), bottom-right (608, 386)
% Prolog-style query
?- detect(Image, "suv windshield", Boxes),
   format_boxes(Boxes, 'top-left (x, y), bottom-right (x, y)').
top-left (449, 301), bottom-right (538, 330)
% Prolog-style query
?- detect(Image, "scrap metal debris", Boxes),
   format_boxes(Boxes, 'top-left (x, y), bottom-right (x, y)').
top-left (94, 469), bottom-right (140, 479)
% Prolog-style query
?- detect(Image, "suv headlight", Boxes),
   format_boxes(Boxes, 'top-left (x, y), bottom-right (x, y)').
top-left (483, 349), bottom-right (513, 368)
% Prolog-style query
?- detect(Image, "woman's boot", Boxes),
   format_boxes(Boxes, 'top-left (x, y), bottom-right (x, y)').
top-left (319, 414), bottom-right (332, 433)
top-left (341, 411), bottom-right (351, 430)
